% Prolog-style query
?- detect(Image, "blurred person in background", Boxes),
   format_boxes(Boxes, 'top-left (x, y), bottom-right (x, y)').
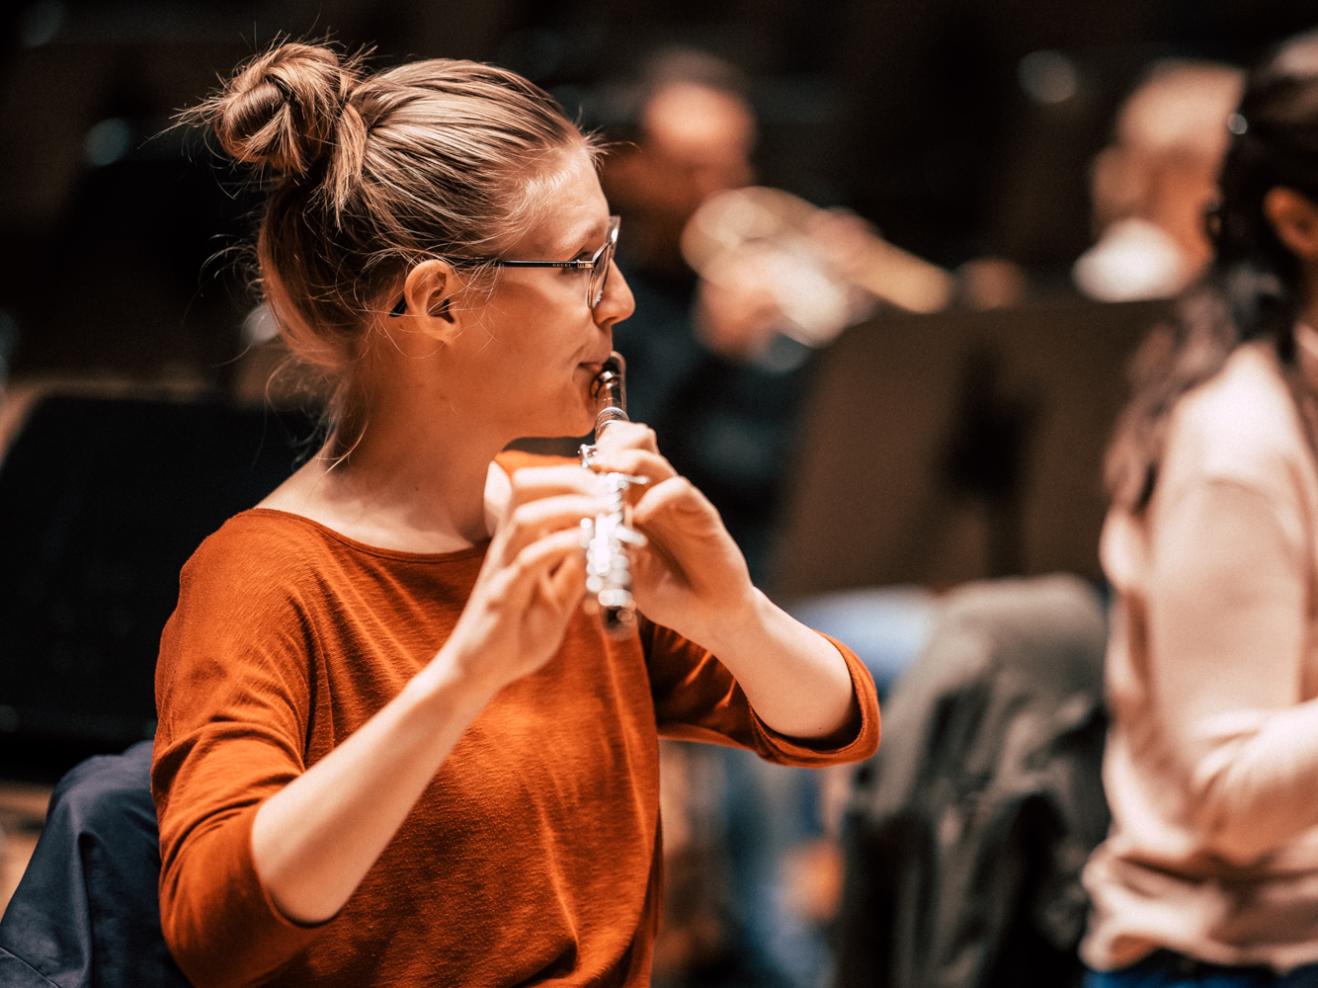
top-left (1083, 29), bottom-right (1318, 987)
top-left (1074, 60), bottom-right (1244, 302)
top-left (603, 50), bottom-right (953, 585)
top-left (600, 49), bottom-right (780, 578)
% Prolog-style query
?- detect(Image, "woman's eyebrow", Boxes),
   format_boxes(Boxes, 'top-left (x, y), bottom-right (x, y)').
top-left (558, 218), bottom-right (608, 256)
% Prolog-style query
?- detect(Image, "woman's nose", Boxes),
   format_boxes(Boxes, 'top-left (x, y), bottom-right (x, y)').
top-left (594, 260), bottom-right (636, 329)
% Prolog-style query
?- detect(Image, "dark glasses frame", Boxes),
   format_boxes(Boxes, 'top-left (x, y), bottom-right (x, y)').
top-left (389, 215), bottom-right (620, 317)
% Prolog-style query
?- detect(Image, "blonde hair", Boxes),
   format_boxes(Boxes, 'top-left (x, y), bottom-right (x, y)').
top-left (184, 41), bottom-right (593, 417)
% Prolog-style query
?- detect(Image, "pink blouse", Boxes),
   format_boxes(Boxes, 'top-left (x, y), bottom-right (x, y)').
top-left (1083, 330), bottom-right (1318, 972)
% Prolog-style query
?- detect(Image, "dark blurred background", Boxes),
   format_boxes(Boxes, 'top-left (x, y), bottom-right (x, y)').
top-left (0, 0), bottom-right (1315, 383)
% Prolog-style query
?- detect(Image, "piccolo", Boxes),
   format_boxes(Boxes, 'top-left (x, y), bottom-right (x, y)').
top-left (579, 353), bottom-right (647, 637)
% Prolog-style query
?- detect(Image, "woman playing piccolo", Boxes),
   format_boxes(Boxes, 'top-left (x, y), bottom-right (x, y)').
top-left (152, 41), bottom-right (879, 987)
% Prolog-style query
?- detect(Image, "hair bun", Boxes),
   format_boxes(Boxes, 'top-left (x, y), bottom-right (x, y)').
top-left (208, 43), bottom-right (357, 177)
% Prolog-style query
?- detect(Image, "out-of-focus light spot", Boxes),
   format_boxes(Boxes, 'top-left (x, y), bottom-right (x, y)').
top-left (19, 0), bottom-right (65, 47)
top-left (1018, 50), bottom-right (1079, 105)
top-left (1228, 112), bottom-right (1248, 136)
top-left (84, 118), bottom-right (133, 166)
top-left (242, 303), bottom-right (279, 345)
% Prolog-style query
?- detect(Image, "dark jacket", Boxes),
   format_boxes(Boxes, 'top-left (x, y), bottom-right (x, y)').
top-left (834, 574), bottom-right (1109, 988)
top-left (0, 741), bottom-right (188, 988)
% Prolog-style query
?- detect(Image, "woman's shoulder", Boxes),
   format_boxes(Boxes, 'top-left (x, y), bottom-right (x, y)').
top-left (161, 511), bottom-right (338, 655)
top-left (1168, 341), bottom-right (1309, 485)
top-left (182, 508), bottom-right (337, 590)
top-left (1182, 342), bottom-right (1293, 426)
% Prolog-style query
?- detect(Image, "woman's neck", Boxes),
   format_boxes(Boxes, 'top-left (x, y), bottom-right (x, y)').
top-left (266, 393), bottom-right (512, 554)
top-left (331, 414), bottom-right (505, 546)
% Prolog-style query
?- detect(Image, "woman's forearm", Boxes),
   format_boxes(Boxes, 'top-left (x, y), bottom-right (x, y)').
top-left (250, 654), bottom-right (496, 924)
top-left (700, 589), bottom-right (858, 740)
top-left (1185, 698), bottom-right (1318, 863)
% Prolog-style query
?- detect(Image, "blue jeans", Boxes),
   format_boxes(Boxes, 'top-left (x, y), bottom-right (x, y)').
top-left (1087, 951), bottom-right (1318, 988)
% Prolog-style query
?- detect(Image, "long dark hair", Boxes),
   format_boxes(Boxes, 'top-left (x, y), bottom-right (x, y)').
top-left (1106, 30), bottom-right (1318, 513)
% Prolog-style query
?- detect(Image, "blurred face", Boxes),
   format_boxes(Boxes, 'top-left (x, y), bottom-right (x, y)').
top-left (643, 83), bottom-right (756, 215)
top-left (606, 82), bottom-right (755, 233)
top-left (447, 149), bottom-right (635, 439)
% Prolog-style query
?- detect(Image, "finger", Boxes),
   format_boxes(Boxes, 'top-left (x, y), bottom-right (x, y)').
top-left (586, 448), bottom-right (677, 488)
top-left (492, 526), bottom-right (589, 606)
top-left (545, 540), bottom-right (587, 611)
top-left (594, 421), bottom-right (660, 457)
top-left (629, 523), bottom-right (687, 590)
top-left (631, 476), bottom-right (723, 542)
top-left (629, 478), bottom-right (745, 598)
top-left (506, 465), bottom-right (607, 510)
top-left (498, 493), bottom-right (612, 558)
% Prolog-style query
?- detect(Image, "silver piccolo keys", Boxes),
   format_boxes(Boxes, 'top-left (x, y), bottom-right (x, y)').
top-left (579, 353), bottom-right (647, 637)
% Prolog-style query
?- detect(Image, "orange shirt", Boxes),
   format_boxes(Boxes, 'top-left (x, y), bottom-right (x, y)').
top-left (152, 466), bottom-right (880, 986)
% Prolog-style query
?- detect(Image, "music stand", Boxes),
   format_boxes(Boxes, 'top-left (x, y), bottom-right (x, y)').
top-left (770, 298), bottom-right (1170, 599)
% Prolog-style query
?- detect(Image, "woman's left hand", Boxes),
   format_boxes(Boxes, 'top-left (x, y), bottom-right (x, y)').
top-left (592, 422), bottom-right (864, 745)
top-left (588, 421), bottom-right (754, 641)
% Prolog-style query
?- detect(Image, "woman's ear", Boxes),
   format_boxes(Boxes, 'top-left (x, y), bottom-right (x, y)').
top-left (1264, 187), bottom-right (1318, 262)
top-left (399, 259), bottom-right (460, 338)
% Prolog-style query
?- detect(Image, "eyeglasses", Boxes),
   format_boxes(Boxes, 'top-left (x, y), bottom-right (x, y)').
top-left (389, 215), bottom-right (620, 316)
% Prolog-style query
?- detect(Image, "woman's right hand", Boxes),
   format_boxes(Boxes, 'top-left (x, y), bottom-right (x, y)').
top-left (439, 464), bottom-right (605, 694)
top-left (248, 464), bottom-right (604, 928)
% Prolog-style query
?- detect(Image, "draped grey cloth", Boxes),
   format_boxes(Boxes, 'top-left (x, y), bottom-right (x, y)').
top-left (835, 574), bottom-right (1110, 988)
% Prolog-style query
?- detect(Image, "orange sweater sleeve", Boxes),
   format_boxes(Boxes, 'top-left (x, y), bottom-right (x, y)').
top-left (643, 621), bottom-right (880, 764)
top-left (151, 527), bottom-right (326, 987)
top-left (501, 450), bottom-right (882, 763)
